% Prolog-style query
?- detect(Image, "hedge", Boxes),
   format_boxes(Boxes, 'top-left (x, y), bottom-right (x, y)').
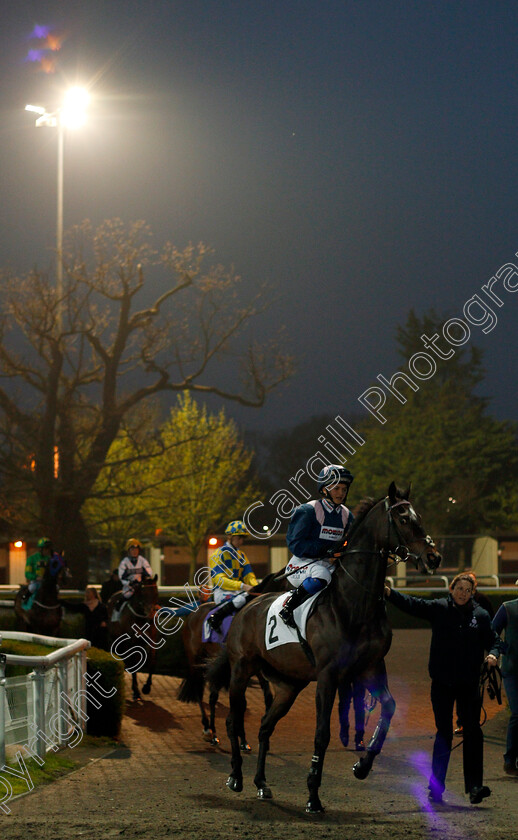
top-left (86, 647), bottom-right (125, 738)
top-left (0, 639), bottom-right (125, 739)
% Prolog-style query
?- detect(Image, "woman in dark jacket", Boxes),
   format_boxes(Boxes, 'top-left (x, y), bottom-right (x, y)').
top-left (63, 587), bottom-right (109, 650)
top-left (385, 573), bottom-right (500, 805)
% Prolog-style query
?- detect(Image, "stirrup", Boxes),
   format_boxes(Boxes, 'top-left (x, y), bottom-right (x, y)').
top-left (279, 605), bottom-right (297, 629)
top-left (207, 612), bottom-right (222, 632)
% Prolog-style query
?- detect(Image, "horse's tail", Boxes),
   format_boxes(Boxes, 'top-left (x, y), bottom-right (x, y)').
top-left (177, 668), bottom-right (204, 703)
top-left (205, 648), bottom-right (231, 693)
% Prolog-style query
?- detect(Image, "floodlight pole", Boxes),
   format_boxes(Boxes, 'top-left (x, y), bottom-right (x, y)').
top-left (56, 117), bottom-right (64, 330)
top-left (25, 89), bottom-right (89, 334)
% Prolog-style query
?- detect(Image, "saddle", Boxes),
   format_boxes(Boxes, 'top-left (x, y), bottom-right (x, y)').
top-left (20, 585), bottom-right (36, 611)
top-left (202, 607), bottom-right (234, 643)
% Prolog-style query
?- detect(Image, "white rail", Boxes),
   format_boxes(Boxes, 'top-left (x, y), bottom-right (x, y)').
top-left (0, 631), bottom-right (90, 766)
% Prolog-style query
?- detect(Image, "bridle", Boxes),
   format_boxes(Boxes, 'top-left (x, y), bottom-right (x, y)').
top-left (337, 496), bottom-right (438, 596)
top-left (127, 578), bottom-right (159, 619)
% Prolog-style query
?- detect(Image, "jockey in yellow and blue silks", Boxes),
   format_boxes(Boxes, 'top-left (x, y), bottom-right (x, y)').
top-left (206, 520), bottom-right (258, 633)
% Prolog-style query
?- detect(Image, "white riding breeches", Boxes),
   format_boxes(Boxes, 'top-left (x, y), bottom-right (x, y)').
top-left (213, 587), bottom-right (248, 607)
top-left (285, 557), bottom-right (335, 588)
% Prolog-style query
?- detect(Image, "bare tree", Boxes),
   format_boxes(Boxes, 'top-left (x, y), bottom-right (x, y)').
top-left (0, 219), bottom-right (293, 583)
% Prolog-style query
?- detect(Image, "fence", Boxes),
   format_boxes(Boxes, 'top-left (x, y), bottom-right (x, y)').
top-left (0, 631), bottom-right (90, 766)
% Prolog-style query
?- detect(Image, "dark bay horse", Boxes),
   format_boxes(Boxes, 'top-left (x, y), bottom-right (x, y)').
top-left (208, 483), bottom-right (441, 813)
top-left (108, 575), bottom-right (160, 700)
top-left (178, 572), bottom-right (289, 748)
top-left (14, 555), bottom-right (67, 636)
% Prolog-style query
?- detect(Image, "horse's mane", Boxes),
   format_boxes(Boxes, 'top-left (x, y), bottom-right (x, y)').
top-left (346, 496), bottom-right (379, 540)
top-left (346, 485), bottom-right (407, 541)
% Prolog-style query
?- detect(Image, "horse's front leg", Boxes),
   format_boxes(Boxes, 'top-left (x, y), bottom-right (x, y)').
top-left (132, 672), bottom-right (141, 701)
top-left (306, 672), bottom-right (337, 814)
top-left (353, 665), bottom-right (395, 780)
top-left (142, 635), bottom-right (155, 695)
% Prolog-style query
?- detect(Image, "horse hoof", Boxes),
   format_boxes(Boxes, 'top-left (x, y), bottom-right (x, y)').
top-left (305, 799), bottom-right (325, 814)
top-left (257, 787), bottom-right (273, 800)
top-left (141, 684), bottom-right (151, 695)
top-left (210, 736), bottom-right (220, 746)
top-left (226, 776), bottom-right (243, 793)
top-left (353, 759), bottom-right (370, 780)
top-left (202, 729), bottom-right (213, 742)
top-left (240, 742), bottom-right (252, 753)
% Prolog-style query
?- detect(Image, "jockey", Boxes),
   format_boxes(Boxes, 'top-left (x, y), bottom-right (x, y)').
top-left (279, 464), bottom-right (354, 628)
top-left (23, 537), bottom-right (53, 601)
top-left (111, 538), bottom-right (153, 620)
top-left (206, 520), bottom-right (258, 633)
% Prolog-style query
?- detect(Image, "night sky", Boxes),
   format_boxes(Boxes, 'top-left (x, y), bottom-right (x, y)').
top-left (1, 1), bottom-right (518, 433)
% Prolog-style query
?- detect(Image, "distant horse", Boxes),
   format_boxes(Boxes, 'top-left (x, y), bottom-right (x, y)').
top-left (208, 483), bottom-right (442, 813)
top-left (108, 575), bottom-right (160, 701)
top-left (14, 555), bottom-right (67, 637)
top-left (178, 572), bottom-right (289, 748)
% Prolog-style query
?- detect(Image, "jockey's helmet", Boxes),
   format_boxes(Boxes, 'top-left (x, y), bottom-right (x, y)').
top-left (37, 537), bottom-right (53, 551)
top-left (224, 521), bottom-right (249, 537)
top-left (317, 465), bottom-right (354, 495)
top-left (126, 537), bottom-right (141, 551)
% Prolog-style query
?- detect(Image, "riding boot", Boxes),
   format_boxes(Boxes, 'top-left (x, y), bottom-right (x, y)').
top-left (279, 586), bottom-right (313, 629)
top-left (207, 599), bottom-right (237, 633)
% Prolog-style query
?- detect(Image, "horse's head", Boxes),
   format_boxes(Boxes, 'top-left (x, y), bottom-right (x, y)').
top-left (385, 482), bottom-right (442, 575)
top-left (131, 574), bottom-right (159, 614)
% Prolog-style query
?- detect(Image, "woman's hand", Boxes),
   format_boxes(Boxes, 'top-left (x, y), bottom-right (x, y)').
top-left (485, 654), bottom-right (498, 668)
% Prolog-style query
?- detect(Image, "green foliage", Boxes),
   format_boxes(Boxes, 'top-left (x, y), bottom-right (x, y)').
top-left (85, 392), bottom-right (260, 579)
top-left (350, 310), bottom-right (518, 534)
top-left (86, 647), bottom-right (126, 737)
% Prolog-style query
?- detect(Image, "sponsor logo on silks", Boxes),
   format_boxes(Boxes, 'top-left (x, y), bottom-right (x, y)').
top-left (286, 564), bottom-right (302, 574)
top-left (319, 526), bottom-right (345, 541)
top-left (470, 617), bottom-right (478, 628)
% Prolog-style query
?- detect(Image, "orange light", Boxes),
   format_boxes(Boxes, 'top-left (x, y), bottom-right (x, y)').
top-left (14, 540), bottom-right (24, 548)
top-left (208, 537), bottom-right (218, 546)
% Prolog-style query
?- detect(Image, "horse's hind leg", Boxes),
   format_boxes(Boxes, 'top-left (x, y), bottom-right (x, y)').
top-left (207, 686), bottom-right (220, 745)
top-left (142, 640), bottom-right (155, 695)
top-left (258, 673), bottom-right (273, 711)
top-left (353, 666), bottom-right (396, 780)
top-left (226, 659), bottom-right (255, 793)
top-left (254, 681), bottom-right (302, 800)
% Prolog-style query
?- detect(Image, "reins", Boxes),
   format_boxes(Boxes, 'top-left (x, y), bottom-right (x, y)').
top-left (32, 600), bottom-right (61, 610)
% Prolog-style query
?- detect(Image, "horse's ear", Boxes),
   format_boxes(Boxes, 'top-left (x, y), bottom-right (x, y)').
top-left (388, 481), bottom-right (397, 503)
top-left (153, 574), bottom-right (158, 582)
top-left (404, 483), bottom-right (412, 500)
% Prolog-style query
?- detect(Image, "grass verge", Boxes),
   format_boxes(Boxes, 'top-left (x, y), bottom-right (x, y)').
top-left (2, 735), bottom-right (119, 799)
